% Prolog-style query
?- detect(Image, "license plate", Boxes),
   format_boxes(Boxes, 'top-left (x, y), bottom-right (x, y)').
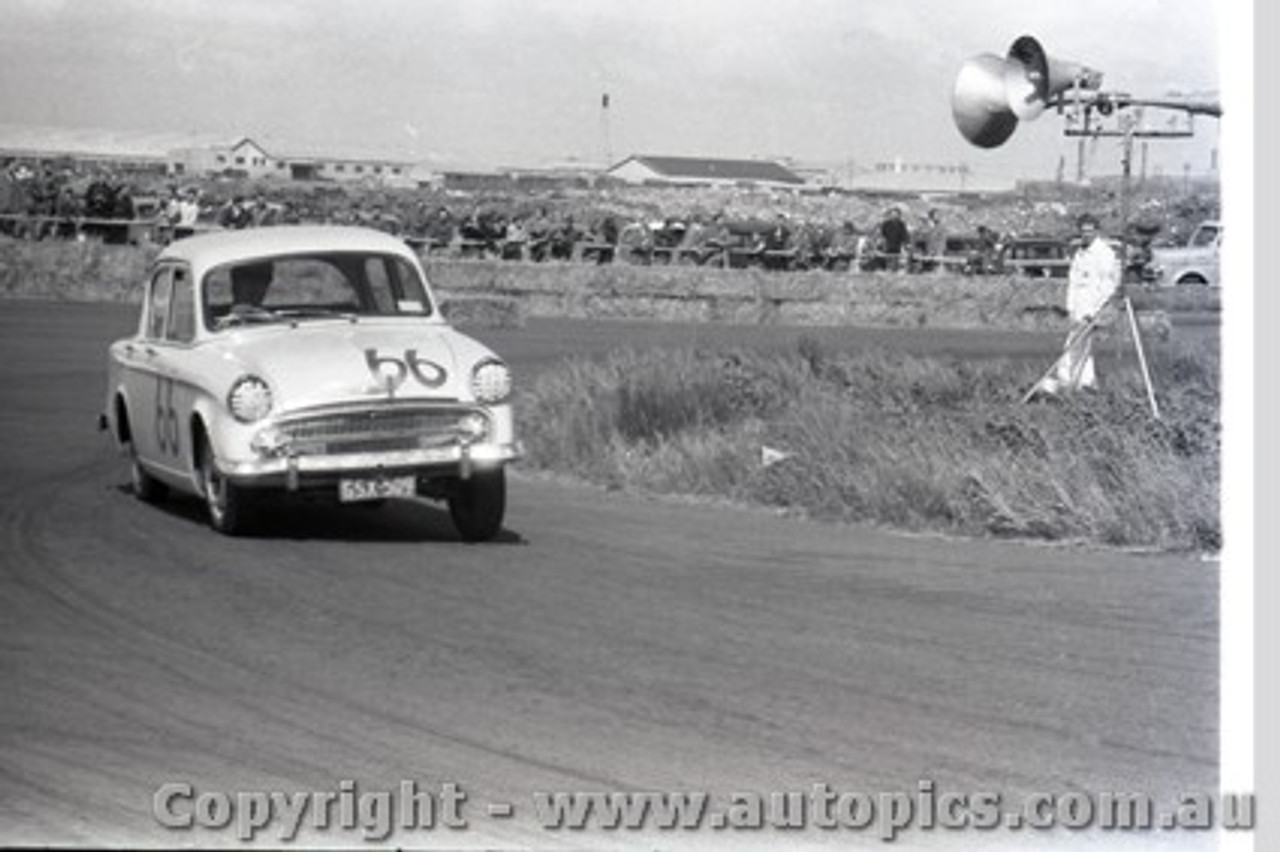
top-left (338, 475), bottom-right (416, 503)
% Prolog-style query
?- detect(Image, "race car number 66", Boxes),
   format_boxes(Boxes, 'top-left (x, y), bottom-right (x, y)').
top-left (154, 376), bottom-right (180, 456)
top-left (364, 348), bottom-right (447, 389)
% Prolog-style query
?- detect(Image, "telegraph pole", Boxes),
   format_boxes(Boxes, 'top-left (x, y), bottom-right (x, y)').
top-left (600, 93), bottom-right (613, 171)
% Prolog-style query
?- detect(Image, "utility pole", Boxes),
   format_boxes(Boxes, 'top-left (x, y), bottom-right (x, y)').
top-left (1119, 113), bottom-right (1135, 234)
top-left (600, 93), bottom-right (613, 172)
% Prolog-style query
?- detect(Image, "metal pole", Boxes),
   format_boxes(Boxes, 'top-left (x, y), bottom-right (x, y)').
top-left (1119, 117), bottom-right (1134, 236)
top-left (1124, 296), bottom-right (1161, 420)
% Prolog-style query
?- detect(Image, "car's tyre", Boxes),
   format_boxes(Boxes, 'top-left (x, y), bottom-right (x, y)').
top-left (198, 435), bottom-right (250, 536)
top-left (129, 444), bottom-right (169, 503)
top-left (1179, 273), bottom-right (1208, 286)
top-left (448, 468), bottom-right (506, 543)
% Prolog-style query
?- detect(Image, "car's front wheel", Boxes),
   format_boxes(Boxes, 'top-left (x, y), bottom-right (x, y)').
top-left (448, 468), bottom-right (506, 543)
top-left (198, 435), bottom-right (250, 536)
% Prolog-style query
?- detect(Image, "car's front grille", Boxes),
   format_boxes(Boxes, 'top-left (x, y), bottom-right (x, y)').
top-left (276, 406), bottom-right (482, 455)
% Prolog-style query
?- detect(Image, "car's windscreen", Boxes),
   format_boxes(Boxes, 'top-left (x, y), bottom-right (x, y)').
top-left (203, 252), bottom-right (433, 330)
top-left (1190, 227), bottom-right (1220, 248)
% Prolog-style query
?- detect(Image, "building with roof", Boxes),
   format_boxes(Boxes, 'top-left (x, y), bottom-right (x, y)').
top-left (0, 124), bottom-right (223, 174)
top-left (605, 155), bottom-right (806, 189)
top-left (845, 159), bottom-right (1016, 195)
top-left (0, 125), bottom-right (419, 185)
top-left (170, 137), bottom-right (274, 179)
top-left (172, 138), bottom-right (418, 184)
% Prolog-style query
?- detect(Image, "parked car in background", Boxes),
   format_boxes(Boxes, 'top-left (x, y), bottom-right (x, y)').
top-left (999, 235), bottom-right (1071, 278)
top-left (101, 226), bottom-right (521, 540)
top-left (1146, 219), bottom-right (1222, 286)
top-left (933, 234), bottom-right (996, 275)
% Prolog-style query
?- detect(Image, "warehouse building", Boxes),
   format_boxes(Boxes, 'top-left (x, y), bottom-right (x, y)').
top-left (605, 155), bottom-right (806, 190)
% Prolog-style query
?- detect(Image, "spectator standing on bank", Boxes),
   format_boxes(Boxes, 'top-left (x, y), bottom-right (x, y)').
top-left (616, 217), bottom-right (653, 265)
top-left (974, 224), bottom-right (1000, 274)
top-left (252, 193), bottom-right (279, 227)
top-left (579, 215), bottom-right (618, 265)
top-left (525, 207), bottom-right (553, 262)
top-left (84, 173), bottom-right (116, 220)
top-left (827, 221), bottom-right (861, 271)
top-left (425, 206), bottom-right (456, 252)
top-left (53, 185), bottom-right (83, 239)
top-left (918, 208), bottom-right (948, 272)
top-left (218, 196), bottom-right (252, 229)
top-left (599, 215), bottom-right (619, 247)
top-left (549, 214), bottom-right (581, 261)
top-left (111, 183), bottom-right (136, 221)
top-left (502, 215), bottom-right (528, 260)
top-left (756, 212), bottom-right (795, 270)
top-left (699, 211), bottom-right (732, 268)
top-left (1034, 213), bottom-right (1122, 395)
top-left (678, 213), bottom-right (711, 265)
top-left (877, 206), bottom-right (910, 271)
top-left (173, 188), bottom-right (201, 235)
top-left (0, 163), bottom-right (23, 226)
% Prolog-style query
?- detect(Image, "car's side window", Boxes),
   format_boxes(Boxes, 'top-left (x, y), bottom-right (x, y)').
top-left (166, 267), bottom-right (195, 344)
top-left (390, 257), bottom-right (431, 314)
top-left (147, 268), bottom-right (173, 340)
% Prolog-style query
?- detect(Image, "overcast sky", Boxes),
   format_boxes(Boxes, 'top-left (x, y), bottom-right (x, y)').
top-left (0, 0), bottom-right (1226, 180)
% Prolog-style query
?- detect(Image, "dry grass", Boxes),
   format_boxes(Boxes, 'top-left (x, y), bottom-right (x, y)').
top-left (0, 236), bottom-right (523, 328)
top-left (516, 336), bottom-right (1220, 551)
top-left (0, 236), bottom-right (154, 303)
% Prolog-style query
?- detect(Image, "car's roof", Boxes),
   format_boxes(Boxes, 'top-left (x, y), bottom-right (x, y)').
top-left (158, 225), bottom-right (418, 270)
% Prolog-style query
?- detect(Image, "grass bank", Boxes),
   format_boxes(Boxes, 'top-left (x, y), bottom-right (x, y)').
top-left (0, 236), bottom-right (1218, 329)
top-left (516, 336), bottom-right (1220, 551)
top-left (0, 236), bottom-right (153, 302)
top-left (0, 236), bottom-right (522, 328)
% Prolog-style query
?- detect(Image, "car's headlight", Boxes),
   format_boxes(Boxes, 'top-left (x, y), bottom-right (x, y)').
top-left (227, 375), bottom-right (273, 423)
top-left (470, 359), bottom-right (511, 404)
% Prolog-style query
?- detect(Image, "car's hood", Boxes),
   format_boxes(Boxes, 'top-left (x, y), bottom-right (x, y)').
top-left (1151, 244), bottom-right (1214, 263)
top-left (216, 321), bottom-right (495, 410)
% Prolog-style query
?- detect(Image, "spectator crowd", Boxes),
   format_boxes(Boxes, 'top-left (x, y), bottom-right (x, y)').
top-left (0, 157), bottom-right (1218, 278)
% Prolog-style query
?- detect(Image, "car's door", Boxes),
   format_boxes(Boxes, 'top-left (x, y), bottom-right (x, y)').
top-left (155, 264), bottom-right (199, 477)
top-left (1191, 224), bottom-right (1222, 285)
top-left (119, 266), bottom-right (175, 470)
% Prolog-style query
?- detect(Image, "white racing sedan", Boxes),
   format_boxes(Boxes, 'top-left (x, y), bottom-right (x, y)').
top-left (101, 226), bottom-right (521, 541)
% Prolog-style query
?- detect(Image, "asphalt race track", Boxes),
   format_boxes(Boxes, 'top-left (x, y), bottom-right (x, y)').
top-left (0, 301), bottom-right (1218, 850)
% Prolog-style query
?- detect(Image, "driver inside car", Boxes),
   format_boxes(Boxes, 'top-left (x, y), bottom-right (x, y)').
top-left (228, 261), bottom-right (273, 315)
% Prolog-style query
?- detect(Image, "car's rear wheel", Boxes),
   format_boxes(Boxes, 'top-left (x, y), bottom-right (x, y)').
top-left (129, 444), bottom-right (168, 503)
top-left (448, 468), bottom-right (506, 543)
top-left (198, 435), bottom-right (249, 536)
top-left (1179, 273), bottom-right (1208, 286)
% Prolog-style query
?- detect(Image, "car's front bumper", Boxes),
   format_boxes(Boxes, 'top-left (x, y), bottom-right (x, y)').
top-left (219, 441), bottom-right (523, 490)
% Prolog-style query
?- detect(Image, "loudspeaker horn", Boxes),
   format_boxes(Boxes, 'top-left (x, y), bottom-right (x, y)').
top-left (952, 35), bottom-right (1101, 148)
top-left (1003, 35), bottom-right (1099, 119)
